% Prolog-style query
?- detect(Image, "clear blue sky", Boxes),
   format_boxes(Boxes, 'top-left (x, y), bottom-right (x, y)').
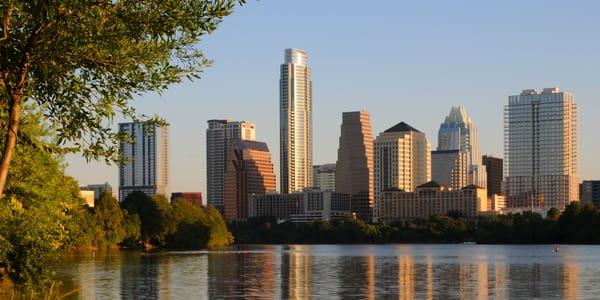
top-left (66, 0), bottom-right (600, 195)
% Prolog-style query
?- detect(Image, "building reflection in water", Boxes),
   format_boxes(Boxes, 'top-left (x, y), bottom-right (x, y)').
top-left (280, 245), bottom-right (313, 299)
top-left (397, 255), bottom-right (414, 299)
top-left (563, 263), bottom-right (579, 300)
top-left (336, 248), bottom-right (376, 299)
top-left (120, 252), bottom-right (159, 299)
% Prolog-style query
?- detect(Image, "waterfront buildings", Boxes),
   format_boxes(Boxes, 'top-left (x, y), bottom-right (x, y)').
top-left (374, 122), bottom-right (431, 219)
top-left (170, 192), bottom-right (203, 207)
top-left (438, 106), bottom-right (487, 188)
top-left (504, 88), bottom-right (579, 209)
top-left (118, 122), bottom-right (169, 202)
top-left (280, 48), bottom-right (313, 193)
top-left (249, 189), bottom-right (351, 223)
top-left (482, 155), bottom-right (503, 198)
top-left (378, 181), bottom-right (488, 222)
top-left (80, 182), bottom-right (113, 201)
top-left (580, 181), bottom-right (600, 207)
top-left (223, 140), bottom-right (276, 220)
top-left (431, 150), bottom-right (468, 189)
top-left (206, 119), bottom-right (256, 212)
top-left (312, 164), bottom-right (336, 191)
top-left (335, 111), bottom-right (375, 221)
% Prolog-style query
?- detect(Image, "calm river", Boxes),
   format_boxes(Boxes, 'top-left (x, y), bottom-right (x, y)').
top-left (55, 244), bottom-right (599, 299)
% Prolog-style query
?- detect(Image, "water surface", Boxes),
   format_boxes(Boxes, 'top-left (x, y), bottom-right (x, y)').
top-left (55, 244), bottom-right (598, 299)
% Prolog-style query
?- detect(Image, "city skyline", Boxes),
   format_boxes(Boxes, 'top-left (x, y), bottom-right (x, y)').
top-left (65, 1), bottom-right (600, 196)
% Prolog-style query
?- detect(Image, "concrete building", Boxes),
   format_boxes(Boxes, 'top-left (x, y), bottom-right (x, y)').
top-left (206, 119), bottom-right (256, 212)
top-left (119, 122), bottom-right (169, 202)
top-left (280, 48), bottom-right (313, 193)
top-left (335, 111), bottom-right (375, 221)
top-left (80, 182), bottom-right (113, 201)
top-left (374, 122), bottom-right (431, 220)
top-left (170, 192), bottom-right (203, 207)
top-left (580, 181), bottom-right (600, 207)
top-left (249, 189), bottom-right (351, 223)
top-left (431, 150), bottom-right (468, 189)
top-left (378, 181), bottom-right (488, 223)
top-left (79, 190), bottom-right (95, 207)
top-left (223, 140), bottom-right (276, 220)
top-left (489, 194), bottom-right (506, 212)
top-left (482, 155), bottom-right (503, 198)
top-left (504, 88), bottom-right (579, 209)
top-left (313, 164), bottom-right (336, 191)
top-left (438, 106), bottom-right (487, 188)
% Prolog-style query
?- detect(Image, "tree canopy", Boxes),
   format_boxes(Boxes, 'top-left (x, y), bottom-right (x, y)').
top-left (0, 0), bottom-right (244, 195)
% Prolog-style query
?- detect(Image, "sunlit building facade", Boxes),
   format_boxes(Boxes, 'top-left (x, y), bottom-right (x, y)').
top-left (504, 88), bottom-right (579, 209)
top-left (223, 140), bottom-right (277, 220)
top-left (206, 119), bottom-right (256, 212)
top-left (431, 149), bottom-right (468, 189)
top-left (312, 164), bottom-right (336, 191)
top-left (280, 48), bottom-right (313, 193)
top-left (335, 111), bottom-right (375, 221)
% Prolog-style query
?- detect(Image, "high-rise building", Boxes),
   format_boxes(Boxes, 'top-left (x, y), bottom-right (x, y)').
top-left (431, 150), bottom-right (468, 189)
top-left (223, 140), bottom-right (276, 220)
top-left (482, 155), bottom-right (503, 198)
top-left (504, 88), bottom-right (579, 209)
top-left (335, 111), bottom-right (374, 221)
top-left (374, 122), bottom-right (431, 219)
top-left (170, 192), bottom-right (203, 207)
top-left (313, 164), bottom-right (336, 191)
top-left (280, 48), bottom-right (313, 193)
top-left (580, 181), bottom-right (600, 207)
top-left (118, 122), bottom-right (169, 201)
top-left (206, 119), bottom-right (255, 212)
top-left (438, 106), bottom-right (487, 188)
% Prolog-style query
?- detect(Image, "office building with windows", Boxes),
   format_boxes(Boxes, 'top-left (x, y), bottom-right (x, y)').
top-left (431, 150), bottom-right (468, 189)
top-left (313, 164), bottom-right (336, 191)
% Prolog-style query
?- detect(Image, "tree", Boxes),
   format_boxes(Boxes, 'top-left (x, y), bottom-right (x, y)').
top-left (0, 0), bottom-right (245, 196)
top-left (122, 192), bottom-right (176, 246)
top-left (92, 192), bottom-right (127, 248)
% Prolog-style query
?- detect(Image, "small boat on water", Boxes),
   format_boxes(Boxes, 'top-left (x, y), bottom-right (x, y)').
top-left (553, 246), bottom-right (561, 253)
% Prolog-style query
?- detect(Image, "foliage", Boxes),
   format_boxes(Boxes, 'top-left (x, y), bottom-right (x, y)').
top-left (166, 199), bottom-right (209, 249)
top-left (0, 0), bottom-right (245, 196)
top-left (91, 192), bottom-right (127, 248)
top-left (231, 203), bottom-right (600, 245)
top-left (122, 192), bottom-right (176, 246)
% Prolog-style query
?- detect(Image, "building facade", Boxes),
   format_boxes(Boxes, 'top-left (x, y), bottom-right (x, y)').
top-left (431, 150), bottom-right (468, 189)
top-left (580, 181), bottom-right (600, 207)
top-left (119, 122), bottom-right (169, 202)
top-left (80, 182), bottom-right (114, 201)
top-left (280, 48), bottom-right (313, 193)
top-left (206, 119), bottom-right (256, 212)
top-left (249, 190), bottom-right (351, 223)
top-left (171, 192), bottom-right (203, 207)
top-left (482, 155), bottom-right (503, 198)
top-left (223, 140), bottom-right (277, 221)
top-left (379, 182), bottom-right (488, 223)
top-left (504, 88), bottom-right (579, 209)
top-left (313, 164), bottom-right (336, 191)
top-left (79, 190), bottom-right (95, 207)
top-left (335, 111), bottom-right (375, 221)
top-left (374, 122), bottom-right (431, 219)
top-left (438, 106), bottom-right (487, 188)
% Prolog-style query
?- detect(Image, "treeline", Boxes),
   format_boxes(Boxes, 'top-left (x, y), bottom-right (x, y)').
top-left (230, 202), bottom-right (600, 245)
top-left (0, 116), bottom-right (232, 290)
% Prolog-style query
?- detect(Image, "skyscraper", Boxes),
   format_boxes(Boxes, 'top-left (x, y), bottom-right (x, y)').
top-left (280, 48), bottom-right (313, 193)
top-left (312, 164), bottom-right (336, 191)
top-left (431, 150), bottom-right (468, 189)
top-left (374, 122), bottom-right (431, 219)
top-left (206, 120), bottom-right (256, 212)
top-left (335, 111), bottom-right (374, 220)
top-left (438, 106), bottom-right (487, 188)
top-left (504, 87), bottom-right (579, 209)
top-left (118, 122), bottom-right (169, 201)
top-left (482, 155), bottom-right (503, 198)
top-left (223, 140), bottom-right (276, 220)
top-left (580, 181), bottom-right (600, 207)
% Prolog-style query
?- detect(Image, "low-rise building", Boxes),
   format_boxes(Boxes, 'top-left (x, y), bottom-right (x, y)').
top-left (379, 181), bottom-right (488, 222)
top-left (488, 194), bottom-right (506, 211)
top-left (80, 190), bottom-right (95, 207)
top-left (249, 189), bottom-right (351, 223)
top-left (80, 182), bottom-right (114, 201)
top-left (580, 181), bottom-right (600, 207)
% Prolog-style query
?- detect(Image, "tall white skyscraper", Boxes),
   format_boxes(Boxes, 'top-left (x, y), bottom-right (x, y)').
top-left (119, 122), bottom-right (169, 202)
top-left (504, 87), bottom-right (579, 209)
top-left (438, 106), bottom-right (487, 188)
top-left (206, 119), bottom-right (255, 211)
top-left (280, 48), bottom-right (313, 193)
top-left (374, 122), bottom-right (431, 219)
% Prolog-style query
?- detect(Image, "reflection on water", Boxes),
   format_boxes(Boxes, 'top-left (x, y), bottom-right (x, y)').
top-left (55, 245), bottom-right (598, 299)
